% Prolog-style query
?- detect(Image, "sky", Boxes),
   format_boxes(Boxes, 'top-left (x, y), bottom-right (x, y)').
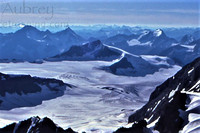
top-left (0, 0), bottom-right (199, 27)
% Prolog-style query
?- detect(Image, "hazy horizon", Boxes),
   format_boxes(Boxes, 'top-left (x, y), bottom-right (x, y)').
top-left (0, 0), bottom-right (199, 27)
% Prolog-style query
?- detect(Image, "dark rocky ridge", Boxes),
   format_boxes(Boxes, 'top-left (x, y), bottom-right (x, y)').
top-left (126, 57), bottom-right (200, 132)
top-left (0, 72), bottom-right (69, 96)
top-left (0, 72), bottom-right (72, 110)
top-left (0, 116), bottom-right (76, 133)
top-left (47, 40), bottom-right (121, 61)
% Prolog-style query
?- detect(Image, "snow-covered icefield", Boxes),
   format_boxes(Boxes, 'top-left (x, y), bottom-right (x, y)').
top-left (0, 60), bottom-right (181, 132)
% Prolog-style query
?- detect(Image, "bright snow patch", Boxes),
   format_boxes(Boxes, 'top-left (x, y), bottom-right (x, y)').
top-left (153, 29), bottom-right (162, 37)
top-left (127, 39), bottom-right (140, 46)
top-left (181, 45), bottom-right (196, 52)
top-left (188, 80), bottom-right (200, 92)
top-left (127, 39), bottom-right (152, 46)
top-left (181, 94), bottom-right (200, 133)
top-left (152, 100), bottom-right (161, 112)
top-left (168, 83), bottom-right (180, 98)
top-left (147, 116), bottom-right (160, 128)
top-left (188, 67), bottom-right (194, 75)
top-left (141, 55), bottom-right (170, 66)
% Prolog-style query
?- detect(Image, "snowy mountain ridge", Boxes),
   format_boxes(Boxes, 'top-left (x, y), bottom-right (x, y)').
top-left (115, 57), bottom-right (200, 133)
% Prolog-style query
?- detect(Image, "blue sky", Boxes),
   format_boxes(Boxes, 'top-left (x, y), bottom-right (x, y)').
top-left (0, 0), bottom-right (199, 27)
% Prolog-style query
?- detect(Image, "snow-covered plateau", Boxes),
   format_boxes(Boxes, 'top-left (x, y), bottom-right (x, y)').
top-left (0, 60), bottom-right (180, 132)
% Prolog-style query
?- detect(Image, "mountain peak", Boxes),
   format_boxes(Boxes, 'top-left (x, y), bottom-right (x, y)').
top-left (63, 27), bottom-right (75, 34)
top-left (56, 27), bottom-right (78, 37)
top-left (16, 25), bottom-right (40, 34)
top-left (153, 29), bottom-right (164, 37)
top-left (45, 29), bottom-right (51, 33)
top-left (21, 25), bottom-right (38, 31)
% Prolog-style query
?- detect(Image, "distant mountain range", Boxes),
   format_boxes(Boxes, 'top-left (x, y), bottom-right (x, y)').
top-left (0, 26), bottom-right (85, 61)
top-left (46, 39), bottom-right (174, 77)
top-left (103, 29), bottom-right (200, 66)
top-left (0, 25), bottom-right (199, 76)
top-left (103, 29), bottom-right (177, 55)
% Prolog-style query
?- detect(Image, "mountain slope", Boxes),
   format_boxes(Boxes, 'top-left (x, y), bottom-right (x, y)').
top-left (161, 39), bottom-right (200, 66)
top-left (0, 72), bottom-right (72, 110)
top-left (117, 57), bottom-right (200, 133)
top-left (103, 53), bottom-right (174, 77)
top-left (47, 40), bottom-right (122, 61)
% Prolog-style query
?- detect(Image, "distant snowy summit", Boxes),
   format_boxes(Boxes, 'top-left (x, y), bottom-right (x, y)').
top-left (104, 28), bottom-right (177, 55)
top-left (153, 29), bottom-right (164, 37)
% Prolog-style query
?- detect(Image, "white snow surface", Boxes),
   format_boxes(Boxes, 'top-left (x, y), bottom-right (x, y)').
top-left (127, 39), bottom-right (152, 46)
top-left (181, 45), bottom-right (196, 52)
top-left (181, 93), bottom-right (200, 133)
top-left (141, 55), bottom-right (171, 66)
top-left (188, 67), bottom-right (194, 74)
top-left (168, 83), bottom-right (180, 99)
top-left (0, 60), bottom-right (181, 132)
top-left (153, 29), bottom-right (162, 37)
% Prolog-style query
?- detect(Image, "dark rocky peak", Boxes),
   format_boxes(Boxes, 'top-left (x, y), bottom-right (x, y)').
top-left (44, 29), bottom-right (52, 34)
top-left (56, 27), bottom-right (77, 36)
top-left (15, 25), bottom-right (40, 34)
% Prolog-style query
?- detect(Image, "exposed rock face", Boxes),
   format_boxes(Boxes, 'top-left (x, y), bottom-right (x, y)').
top-left (125, 57), bottom-right (200, 133)
top-left (0, 116), bottom-right (77, 133)
top-left (0, 72), bottom-right (72, 110)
